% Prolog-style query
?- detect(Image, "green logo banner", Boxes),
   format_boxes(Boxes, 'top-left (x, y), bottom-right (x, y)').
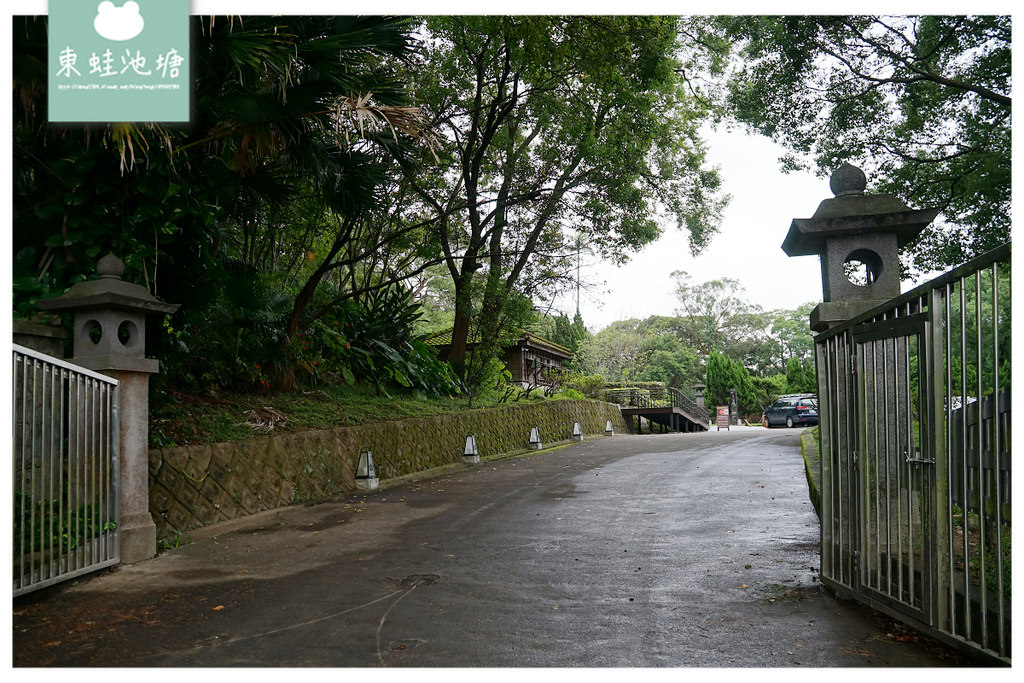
top-left (48, 0), bottom-right (189, 123)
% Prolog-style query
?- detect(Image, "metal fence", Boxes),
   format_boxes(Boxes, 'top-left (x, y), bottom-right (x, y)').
top-left (13, 344), bottom-right (120, 596)
top-left (814, 243), bottom-right (1010, 664)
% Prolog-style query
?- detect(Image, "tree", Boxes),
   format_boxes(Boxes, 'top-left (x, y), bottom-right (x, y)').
top-left (406, 16), bottom-right (728, 381)
top-left (785, 357), bottom-right (817, 394)
top-left (14, 16), bottom-right (440, 390)
top-left (767, 303), bottom-right (817, 367)
top-left (671, 270), bottom-right (770, 367)
top-left (577, 319), bottom-right (653, 384)
top-left (704, 350), bottom-right (758, 415)
top-left (718, 15), bottom-right (1011, 273)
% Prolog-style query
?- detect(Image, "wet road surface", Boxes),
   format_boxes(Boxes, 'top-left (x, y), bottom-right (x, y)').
top-left (13, 427), bottom-right (971, 667)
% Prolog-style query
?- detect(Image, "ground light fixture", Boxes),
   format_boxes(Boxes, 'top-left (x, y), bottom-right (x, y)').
top-left (605, 420), bottom-right (614, 435)
top-left (572, 422), bottom-right (583, 441)
top-left (463, 435), bottom-right (480, 464)
top-left (355, 447), bottom-right (378, 490)
top-left (529, 427), bottom-right (542, 450)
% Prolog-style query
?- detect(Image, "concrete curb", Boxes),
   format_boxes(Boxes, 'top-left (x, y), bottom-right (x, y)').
top-left (800, 427), bottom-right (821, 519)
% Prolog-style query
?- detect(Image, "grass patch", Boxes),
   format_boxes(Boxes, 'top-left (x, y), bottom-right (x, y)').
top-left (149, 383), bottom-right (565, 448)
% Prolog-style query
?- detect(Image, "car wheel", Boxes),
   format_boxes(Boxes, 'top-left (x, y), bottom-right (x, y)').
top-left (786, 416), bottom-right (794, 428)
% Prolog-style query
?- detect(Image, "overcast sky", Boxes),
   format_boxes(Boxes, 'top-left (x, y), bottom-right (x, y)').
top-left (559, 127), bottom-right (831, 332)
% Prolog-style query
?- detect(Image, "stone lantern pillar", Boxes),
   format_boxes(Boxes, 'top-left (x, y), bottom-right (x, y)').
top-left (37, 254), bottom-right (179, 563)
top-left (692, 380), bottom-right (706, 408)
top-left (782, 163), bottom-right (939, 331)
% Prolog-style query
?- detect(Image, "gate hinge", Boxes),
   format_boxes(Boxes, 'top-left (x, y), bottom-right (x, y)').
top-left (851, 449), bottom-right (858, 467)
top-left (851, 356), bottom-right (857, 375)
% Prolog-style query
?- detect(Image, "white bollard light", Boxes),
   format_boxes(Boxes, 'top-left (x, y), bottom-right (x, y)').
top-left (529, 427), bottom-right (542, 450)
top-left (355, 447), bottom-right (379, 490)
top-left (605, 420), bottom-right (614, 435)
top-left (463, 434), bottom-right (480, 464)
top-left (572, 422), bottom-right (583, 441)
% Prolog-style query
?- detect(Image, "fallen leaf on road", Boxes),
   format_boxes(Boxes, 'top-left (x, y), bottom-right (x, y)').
top-left (212, 605), bottom-right (225, 611)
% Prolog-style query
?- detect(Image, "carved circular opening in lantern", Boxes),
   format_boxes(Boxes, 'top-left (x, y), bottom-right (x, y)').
top-left (843, 248), bottom-right (884, 287)
top-left (84, 319), bottom-right (103, 345)
top-left (117, 319), bottom-right (139, 348)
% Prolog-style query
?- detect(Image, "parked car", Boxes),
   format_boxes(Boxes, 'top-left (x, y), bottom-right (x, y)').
top-left (763, 395), bottom-right (818, 428)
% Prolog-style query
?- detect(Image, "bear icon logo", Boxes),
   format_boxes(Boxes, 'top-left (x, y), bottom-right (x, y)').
top-left (93, 1), bottom-right (145, 42)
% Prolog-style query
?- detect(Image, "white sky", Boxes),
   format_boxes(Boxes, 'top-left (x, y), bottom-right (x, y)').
top-left (564, 127), bottom-right (829, 331)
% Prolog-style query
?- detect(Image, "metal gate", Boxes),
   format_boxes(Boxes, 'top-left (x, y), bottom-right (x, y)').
top-left (816, 244), bottom-right (1010, 664)
top-left (852, 314), bottom-right (932, 625)
top-left (13, 344), bottom-right (120, 596)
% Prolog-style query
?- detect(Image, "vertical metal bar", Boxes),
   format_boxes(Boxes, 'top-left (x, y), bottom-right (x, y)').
top-left (989, 261), bottom-right (1005, 656)
top-left (42, 359), bottom-right (52, 582)
top-left (973, 271), bottom-right (987, 649)
top-left (817, 339), bottom-right (833, 581)
top-left (98, 382), bottom-right (107, 561)
top-left (940, 281), bottom-right (955, 634)
top-left (31, 357), bottom-right (41, 585)
top-left (87, 377), bottom-right (96, 566)
top-left (883, 337), bottom-right (895, 597)
top-left (934, 283), bottom-right (953, 631)
top-left (909, 333), bottom-right (917, 606)
top-left (15, 353), bottom-right (25, 589)
top-left (841, 333), bottom-right (853, 586)
top-left (871, 337), bottom-right (882, 594)
top-left (111, 381), bottom-right (121, 561)
top-left (958, 276), bottom-right (970, 642)
top-left (73, 371), bottom-right (82, 570)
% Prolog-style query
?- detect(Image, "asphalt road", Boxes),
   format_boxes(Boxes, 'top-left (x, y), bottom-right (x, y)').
top-left (12, 426), bottom-right (971, 667)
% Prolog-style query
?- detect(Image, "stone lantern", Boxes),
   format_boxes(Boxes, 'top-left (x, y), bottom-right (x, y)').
top-left (782, 163), bottom-right (939, 331)
top-left (692, 380), bottom-right (706, 408)
top-left (37, 253), bottom-right (179, 563)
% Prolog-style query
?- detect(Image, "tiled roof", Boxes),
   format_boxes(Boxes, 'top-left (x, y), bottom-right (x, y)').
top-left (424, 328), bottom-right (572, 358)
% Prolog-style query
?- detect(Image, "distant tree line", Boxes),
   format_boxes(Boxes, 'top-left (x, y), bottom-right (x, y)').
top-left (573, 272), bottom-right (817, 415)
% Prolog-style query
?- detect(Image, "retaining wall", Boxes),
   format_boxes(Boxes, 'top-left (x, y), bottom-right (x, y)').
top-left (148, 399), bottom-right (628, 541)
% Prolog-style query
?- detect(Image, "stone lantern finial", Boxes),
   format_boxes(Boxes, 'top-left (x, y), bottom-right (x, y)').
top-left (96, 252), bottom-right (126, 279)
top-left (829, 163), bottom-right (866, 197)
top-left (782, 163), bottom-right (939, 332)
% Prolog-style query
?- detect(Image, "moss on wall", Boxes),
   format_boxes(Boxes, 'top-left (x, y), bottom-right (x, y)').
top-left (149, 399), bottom-right (628, 541)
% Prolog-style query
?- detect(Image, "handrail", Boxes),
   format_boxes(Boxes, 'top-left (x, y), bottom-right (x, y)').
top-left (604, 386), bottom-right (710, 424)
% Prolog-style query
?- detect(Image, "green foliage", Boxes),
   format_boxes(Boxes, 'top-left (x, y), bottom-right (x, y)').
top-left (15, 15), bottom-right (435, 395)
top-left (411, 16), bottom-right (728, 375)
top-left (560, 373), bottom-right (606, 400)
top-left (671, 271), bottom-right (814, 376)
top-left (717, 15), bottom-right (1011, 273)
top-left (752, 374), bottom-right (788, 412)
top-left (551, 312), bottom-right (590, 357)
top-left (577, 319), bottom-right (653, 384)
top-left (13, 491), bottom-right (116, 555)
top-left (148, 383), bottom-right (510, 447)
top-left (311, 286), bottom-right (463, 397)
top-left (705, 350), bottom-right (759, 415)
top-left (785, 358), bottom-right (817, 394)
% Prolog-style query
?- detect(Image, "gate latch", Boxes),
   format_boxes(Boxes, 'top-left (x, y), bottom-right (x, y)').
top-left (904, 447), bottom-right (934, 465)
